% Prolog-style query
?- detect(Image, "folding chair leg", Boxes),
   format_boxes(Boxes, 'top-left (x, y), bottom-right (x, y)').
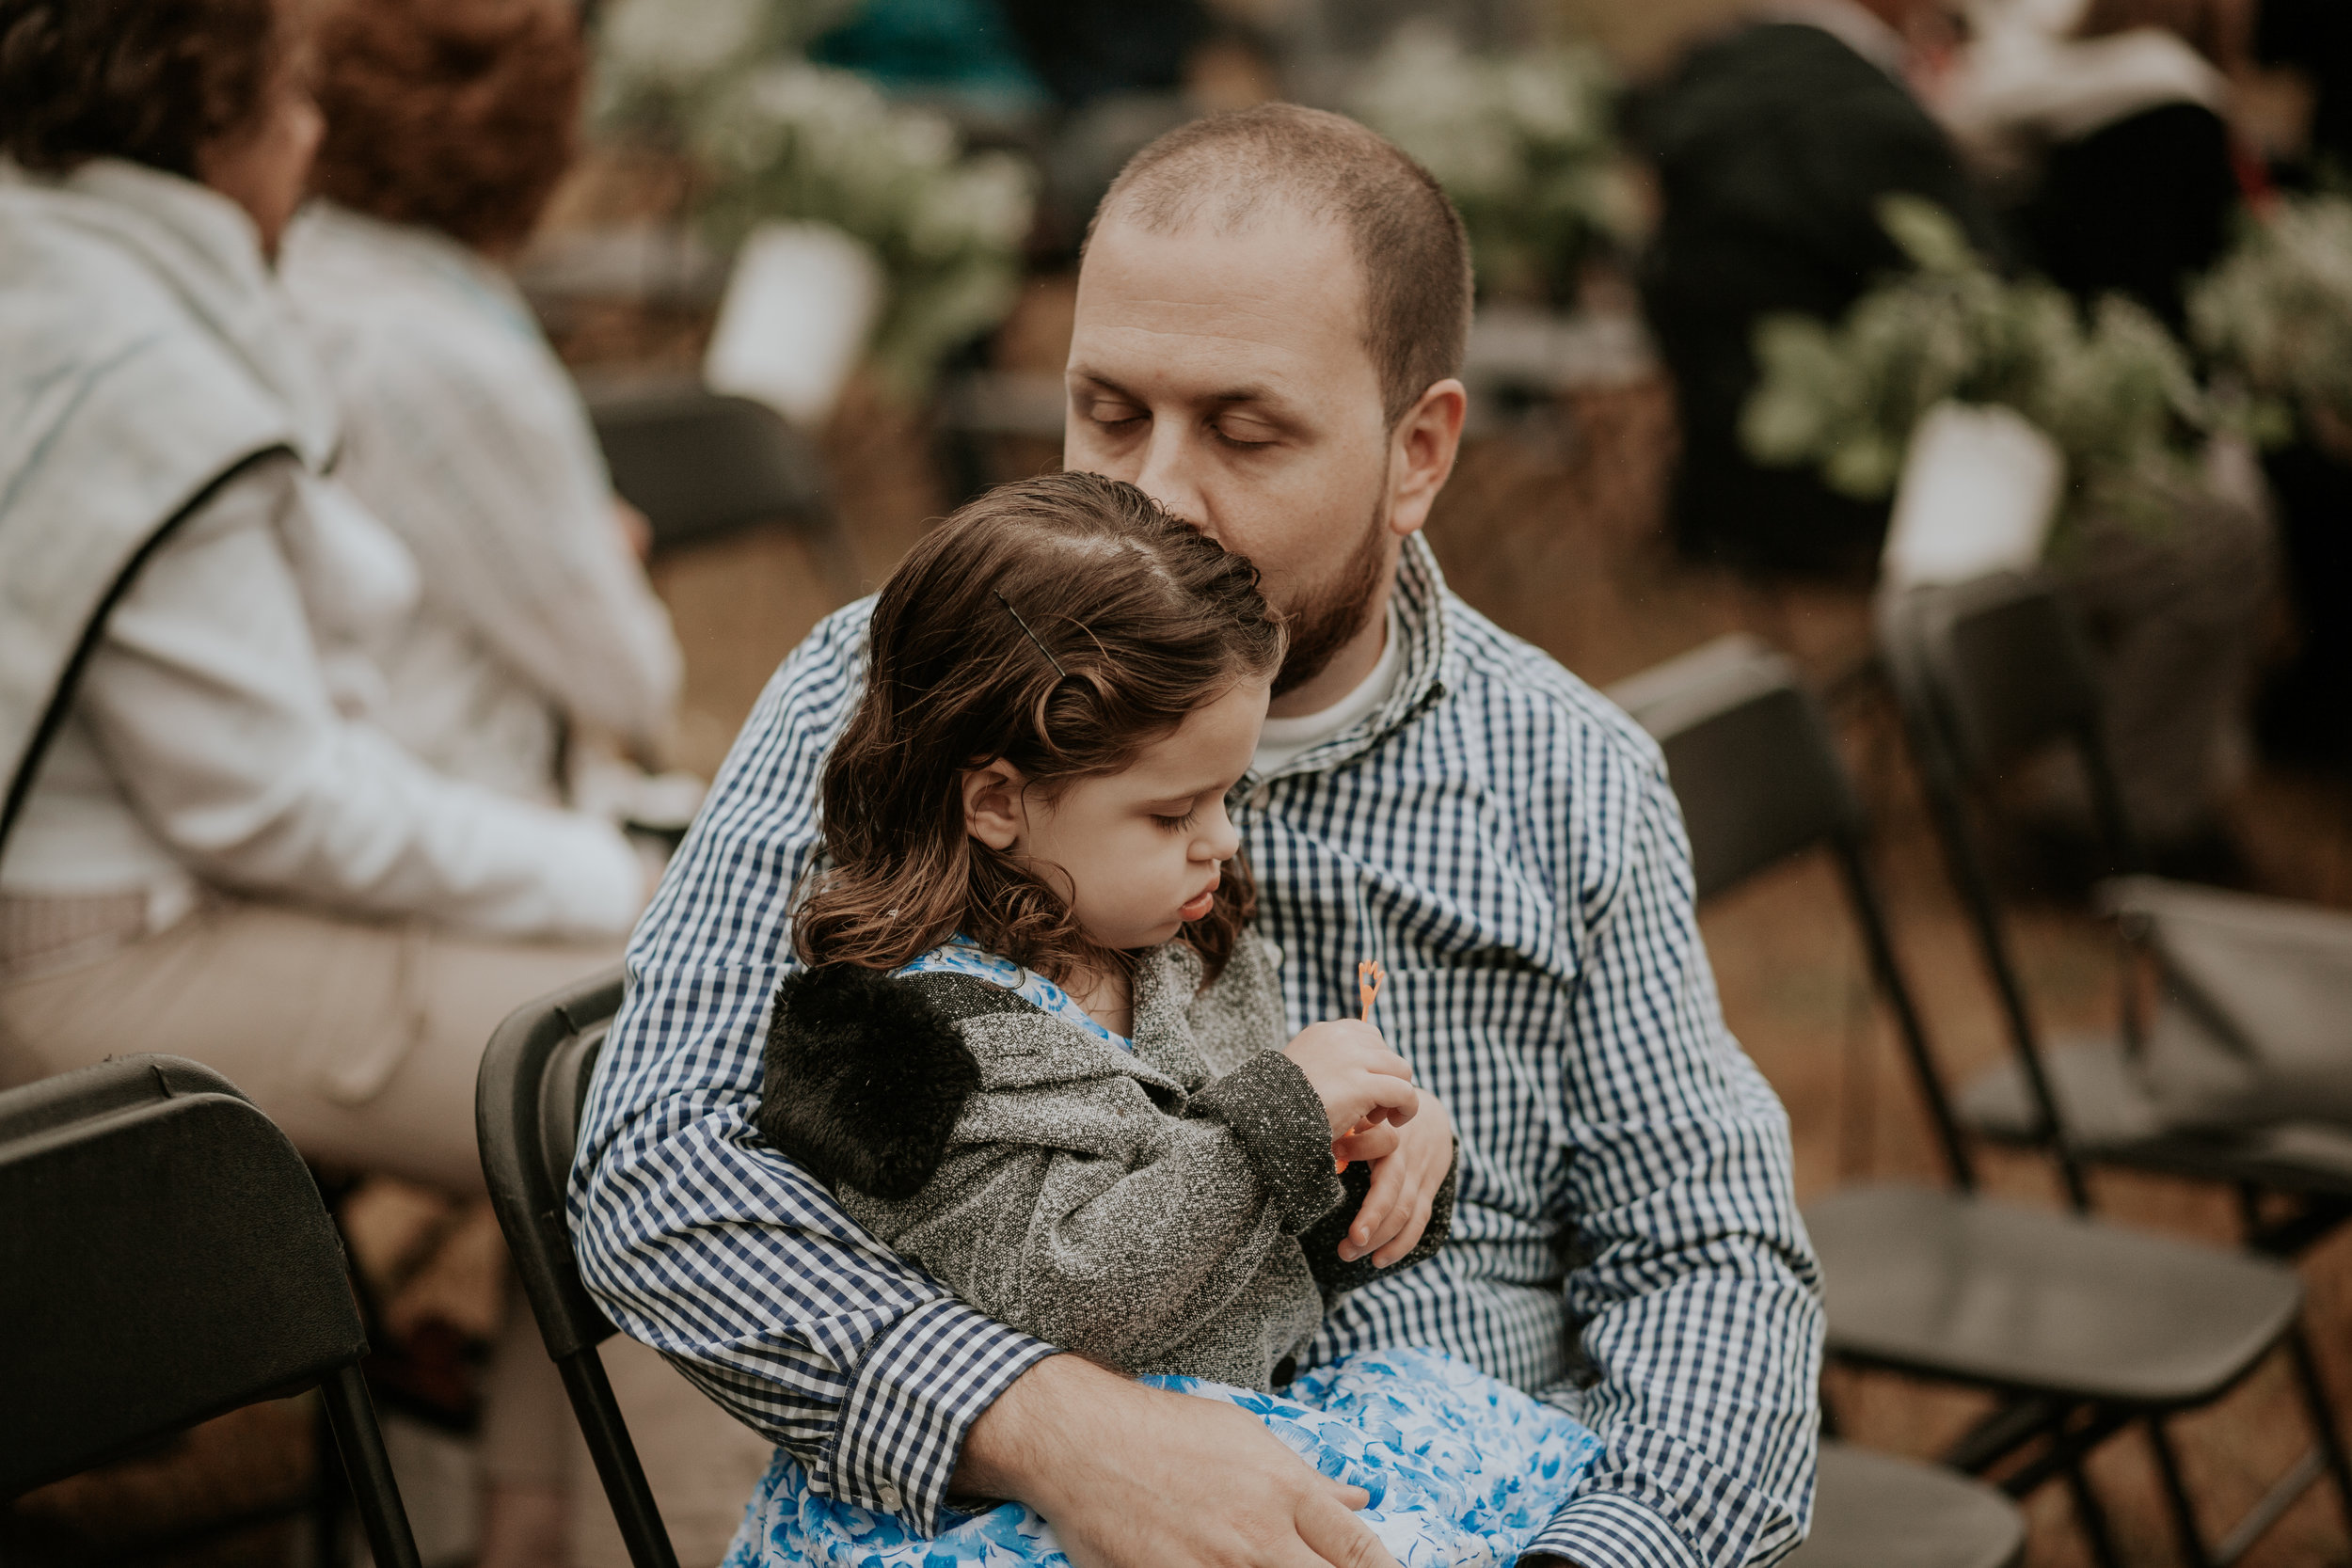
top-left (2288, 1324), bottom-right (2352, 1530)
top-left (555, 1347), bottom-right (681, 1568)
top-left (2062, 1455), bottom-right (2126, 1568)
top-left (321, 1364), bottom-right (423, 1568)
top-left (2146, 1418), bottom-right (2213, 1568)
top-left (312, 1391), bottom-right (349, 1568)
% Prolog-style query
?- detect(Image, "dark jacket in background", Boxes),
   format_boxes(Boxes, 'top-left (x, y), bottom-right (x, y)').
top-left (2019, 100), bottom-right (2238, 334)
top-left (1632, 22), bottom-right (2002, 578)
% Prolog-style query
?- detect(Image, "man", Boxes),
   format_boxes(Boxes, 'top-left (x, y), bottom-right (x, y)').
top-left (1632, 0), bottom-right (2000, 578)
top-left (574, 105), bottom-right (1822, 1568)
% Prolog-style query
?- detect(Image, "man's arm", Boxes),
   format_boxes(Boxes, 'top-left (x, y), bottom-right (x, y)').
top-left (1525, 760), bottom-right (1825, 1568)
top-left (568, 606), bottom-right (1397, 1568)
top-left (570, 605), bottom-right (1056, 1527)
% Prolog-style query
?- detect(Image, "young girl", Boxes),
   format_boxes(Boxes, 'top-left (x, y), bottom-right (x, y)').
top-left (733, 473), bottom-right (1599, 1568)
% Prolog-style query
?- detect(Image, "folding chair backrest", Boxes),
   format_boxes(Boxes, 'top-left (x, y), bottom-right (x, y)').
top-left (589, 386), bottom-right (829, 556)
top-left (1608, 636), bottom-right (1976, 1187)
top-left (479, 969), bottom-right (679, 1568)
top-left (1877, 575), bottom-right (2116, 1206)
top-left (0, 1054), bottom-right (420, 1567)
top-left (1608, 636), bottom-right (1865, 899)
top-left (1879, 573), bottom-right (2105, 783)
top-left (479, 967), bottom-right (625, 1363)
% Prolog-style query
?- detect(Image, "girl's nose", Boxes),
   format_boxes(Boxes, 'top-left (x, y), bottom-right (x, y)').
top-left (1199, 809), bottom-right (1242, 863)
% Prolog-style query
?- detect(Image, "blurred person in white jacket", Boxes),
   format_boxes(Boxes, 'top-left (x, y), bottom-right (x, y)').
top-left (0, 0), bottom-right (652, 1561)
top-left (280, 0), bottom-right (685, 816)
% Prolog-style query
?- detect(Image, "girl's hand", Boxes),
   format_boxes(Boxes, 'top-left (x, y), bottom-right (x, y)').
top-left (1283, 1020), bottom-right (1417, 1137)
top-left (1340, 1092), bottom-right (1454, 1267)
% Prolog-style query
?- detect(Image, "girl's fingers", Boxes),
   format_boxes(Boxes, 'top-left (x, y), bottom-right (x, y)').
top-left (1333, 1123), bottom-right (1401, 1164)
top-left (1364, 1076), bottom-right (1419, 1121)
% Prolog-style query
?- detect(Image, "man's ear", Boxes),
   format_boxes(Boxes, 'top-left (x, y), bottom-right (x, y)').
top-left (961, 761), bottom-right (1028, 850)
top-left (1385, 377), bottom-right (1468, 541)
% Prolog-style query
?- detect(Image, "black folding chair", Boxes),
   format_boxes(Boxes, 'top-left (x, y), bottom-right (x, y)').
top-left (588, 384), bottom-right (834, 559)
top-left (477, 967), bottom-right (679, 1568)
top-left (1787, 1443), bottom-right (2024, 1568)
top-left (1610, 635), bottom-right (2350, 1568)
top-left (0, 1054), bottom-right (421, 1568)
top-left (1877, 571), bottom-right (2352, 1255)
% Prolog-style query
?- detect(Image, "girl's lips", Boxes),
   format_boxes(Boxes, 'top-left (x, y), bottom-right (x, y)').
top-left (1178, 888), bottom-right (1217, 922)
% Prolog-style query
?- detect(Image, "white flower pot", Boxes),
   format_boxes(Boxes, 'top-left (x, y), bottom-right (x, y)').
top-left (704, 222), bottom-right (885, 429)
top-left (1880, 401), bottom-right (2065, 588)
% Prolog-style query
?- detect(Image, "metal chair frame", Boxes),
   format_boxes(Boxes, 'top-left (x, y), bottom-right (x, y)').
top-left (1612, 635), bottom-right (2352, 1568)
top-left (0, 1054), bottom-right (421, 1568)
top-left (478, 968), bottom-right (679, 1568)
top-left (1877, 575), bottom-right (2352, 1252)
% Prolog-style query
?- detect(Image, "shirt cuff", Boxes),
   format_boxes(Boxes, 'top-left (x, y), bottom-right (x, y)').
top-left (820, 1295), bottom-right (1057, 1534)
top-left (1521, 1494), bottom-right (1705, 1568)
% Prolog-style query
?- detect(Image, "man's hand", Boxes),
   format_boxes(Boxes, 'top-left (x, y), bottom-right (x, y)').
top-left (956, 1354), bottom-right (1400, 1568)
top-left (1342, 1093), bottom-right (1453, 1266)
top-left (1284, 1021), bottom-right (1417, 1136)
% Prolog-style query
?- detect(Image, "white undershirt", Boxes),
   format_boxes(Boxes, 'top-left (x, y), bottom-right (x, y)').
top-left (1252, 607), bottom-right (1402, 777)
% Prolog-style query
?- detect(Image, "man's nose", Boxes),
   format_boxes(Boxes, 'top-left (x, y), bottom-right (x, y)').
top-left (1131, 421), bottom-right (1212, 532)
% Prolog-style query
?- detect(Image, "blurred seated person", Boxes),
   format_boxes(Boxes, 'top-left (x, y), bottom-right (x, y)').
top-left (2249, 0), bottom-right (2352, 768)
top-left (1941, 0), bottom-right (2272, 865)
top-left (0, 0), bottom-right (645, 1560)
top-left (281, 0), bottom-right (684, 813)
top-left (1944, 0), bottom-right (2243, 332)
top-left (2253, 0), bottom-right (2350, 186)
top-left (1630, 0), bottom-right (2003, 578)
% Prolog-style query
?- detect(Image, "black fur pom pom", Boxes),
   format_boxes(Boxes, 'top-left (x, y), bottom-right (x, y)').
top-left (755, 965), bottom-right (982, 1200)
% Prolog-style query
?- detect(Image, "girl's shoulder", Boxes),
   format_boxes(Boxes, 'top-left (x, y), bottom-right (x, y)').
top-left (754, 953), bottom-right (1167, 1203)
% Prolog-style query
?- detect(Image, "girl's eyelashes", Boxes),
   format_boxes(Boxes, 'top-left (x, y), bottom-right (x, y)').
top-left (1151, 803), bottom-right (1200, 832)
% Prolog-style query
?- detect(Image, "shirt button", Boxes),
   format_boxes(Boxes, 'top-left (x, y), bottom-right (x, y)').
top-left (877, 1482), bottom-right (902, 1512)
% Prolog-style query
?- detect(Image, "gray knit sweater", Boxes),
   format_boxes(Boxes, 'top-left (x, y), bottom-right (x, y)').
top-left (755, 933), bottom-right (1454, 1390)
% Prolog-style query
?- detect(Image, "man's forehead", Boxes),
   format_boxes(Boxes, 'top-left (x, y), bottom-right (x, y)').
top-left (1071, 210), bottom-right (1374, 390)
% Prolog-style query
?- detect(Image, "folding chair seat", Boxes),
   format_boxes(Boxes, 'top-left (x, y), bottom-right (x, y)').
top-left (587, 384), bottom-right (833, 557)
top-left (1609, 635), bottom-right (2350, 1568)
top-left (1878, 572), bottom-right (2352, 1251)
top-left (478, 967), bottom-right (679, 1568)
top-left (1787, 1442), bottom-right (2024, 1568)
top-left (0, 1054), bottom-right (421, 1568)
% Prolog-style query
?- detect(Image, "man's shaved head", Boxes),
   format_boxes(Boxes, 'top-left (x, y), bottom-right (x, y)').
top-left (1088, 103), bottom-right (1472, 427)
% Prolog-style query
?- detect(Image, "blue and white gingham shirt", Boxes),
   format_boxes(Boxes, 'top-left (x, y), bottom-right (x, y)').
top-left (572, 537), bottom-right (1824, 1568)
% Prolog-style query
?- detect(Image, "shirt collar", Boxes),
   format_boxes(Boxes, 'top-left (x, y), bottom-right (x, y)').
top-left (1251, 533), bottom-right (1454, 783)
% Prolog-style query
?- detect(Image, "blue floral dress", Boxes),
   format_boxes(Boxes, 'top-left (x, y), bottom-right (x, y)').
top-left (726, 939), bottom-right (1604, 1568)
top-left (723, 1348), bottom-right (1602, 1568)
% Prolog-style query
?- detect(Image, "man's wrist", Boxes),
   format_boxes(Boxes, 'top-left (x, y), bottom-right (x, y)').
top-left (953, 1351), bottom-right (1141, 1510)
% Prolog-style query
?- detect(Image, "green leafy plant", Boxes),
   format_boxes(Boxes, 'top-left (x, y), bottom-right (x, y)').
top-left (1740, 196), bottom-right (2212, 529)
top-left (2190, 193), bottom-right (2352, 453)
top-left (595, 0), bottom-right (1035, 401)
top-left (1350, 22), bottom-right (1638, 304)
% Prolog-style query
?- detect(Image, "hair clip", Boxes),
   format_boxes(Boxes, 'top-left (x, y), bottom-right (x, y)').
top-left (994, 591), bottom-right (1069, 679)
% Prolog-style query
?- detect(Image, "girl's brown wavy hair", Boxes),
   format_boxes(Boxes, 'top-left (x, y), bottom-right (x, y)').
top-left (795, 472), bottom-right (1286, 987)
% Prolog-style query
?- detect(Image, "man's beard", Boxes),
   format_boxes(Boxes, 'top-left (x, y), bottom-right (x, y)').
top-left (1272, 501), bottom-right (1389, 700)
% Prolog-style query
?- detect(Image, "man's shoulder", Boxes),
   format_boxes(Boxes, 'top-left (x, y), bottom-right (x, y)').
top-left (751, 597), bottom-right (877, 715)
top-left (1436, 593), bottom-right (1667, 789)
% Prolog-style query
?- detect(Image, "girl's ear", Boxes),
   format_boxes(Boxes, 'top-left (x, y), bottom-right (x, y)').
top-left (961, 760), bottom-right (1027, 850)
